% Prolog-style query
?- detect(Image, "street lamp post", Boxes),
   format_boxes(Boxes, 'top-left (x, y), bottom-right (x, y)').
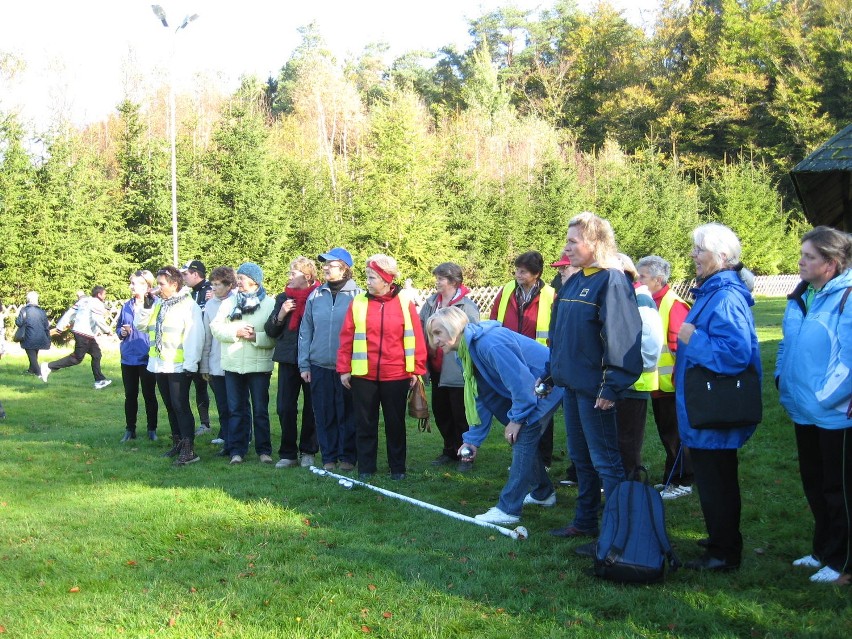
top-left (151, 4), bottom-right (199, 267)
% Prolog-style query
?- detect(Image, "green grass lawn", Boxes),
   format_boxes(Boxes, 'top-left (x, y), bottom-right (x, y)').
top-left (1, 298), bottom-right (849, 638)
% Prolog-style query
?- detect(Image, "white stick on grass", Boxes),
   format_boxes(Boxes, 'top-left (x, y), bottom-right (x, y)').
top-left (310, 466), bottom-right (528, 540)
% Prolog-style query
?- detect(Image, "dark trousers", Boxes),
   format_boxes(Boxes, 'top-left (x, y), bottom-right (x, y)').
top-left (795, 424), bottom-right (852, 573)
top-left (539, 416), bottom-right (554, 467)
top-left (651, 394), bottom-right (693, 486)
top-left (25, 349), bottom-right (41, 375)
top-left (208, 374), bottom-right (231, 441)
top-left (616, 397), bottom-right (648, 479)
top-left (156, 372), bottom-right (194, 440)
top-left (49, 333), bottom-right (105, 381)
top-left (191, 372), bottom-right (210, 426)
top-left (691, 447), bottom-right (743, 564)
top-left (351, 377), bottom-right (409, 475)
top-left (121, 363), bottom-right (158, 433)
top-left (277, 362), bottom-right (317, 460)
top-left (310, 365), bottom-right (356, 464)
top-left (225, 371), bottom-right (271, 458)
top-left (431, 377), bottom-right (468, 459)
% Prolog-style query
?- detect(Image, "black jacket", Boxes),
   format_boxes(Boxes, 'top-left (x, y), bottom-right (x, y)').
top-left (15, 304), bottom-right (51, 350)
top-left (264, 292), bottom-right (299, 364)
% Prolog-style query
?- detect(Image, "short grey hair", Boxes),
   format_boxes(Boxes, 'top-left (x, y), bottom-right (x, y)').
top-left (424, 306), bottom-right (470, 350)
top-left (693, 223), bottom-right (742, 268)
top-left (636, 255), bottom-right (672, 284)
top-left (26, 291), bottom-right (39, 305)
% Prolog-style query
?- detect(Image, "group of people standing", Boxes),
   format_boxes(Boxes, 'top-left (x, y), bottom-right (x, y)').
top-left (7, 214), bottom-right (850, 585)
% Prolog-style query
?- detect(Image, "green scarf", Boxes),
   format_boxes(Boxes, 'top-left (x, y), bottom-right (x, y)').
top-left (456, 333), bottom-right (481, 426)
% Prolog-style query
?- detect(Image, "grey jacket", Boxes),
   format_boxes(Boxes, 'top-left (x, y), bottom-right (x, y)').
top-left (419, 293), bottom-right (481, 387)
top-left (298, 279), bottom-right (362, 372)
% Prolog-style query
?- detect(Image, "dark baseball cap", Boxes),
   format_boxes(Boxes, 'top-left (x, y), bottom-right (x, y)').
top-left (181, 260), bottom-right (206, 276)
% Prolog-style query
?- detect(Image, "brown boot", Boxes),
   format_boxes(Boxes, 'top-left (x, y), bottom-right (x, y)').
top-left (162, 435), bottom-right (181, 458)
top-left (174, 438), bottom-right (200, 466)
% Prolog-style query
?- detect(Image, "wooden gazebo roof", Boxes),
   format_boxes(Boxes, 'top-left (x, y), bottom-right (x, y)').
top-left (790, 124), bottom-right (852, 231)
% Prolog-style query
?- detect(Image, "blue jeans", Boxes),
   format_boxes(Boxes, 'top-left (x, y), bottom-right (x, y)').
top-left (225, 371), bottom-right (271, 458)
top-left (497, 413), bottom-right (557, 517)
top-left (564, 389), bottom-right (625, 532)
top-left (309, 365), bottom-right (356, 464)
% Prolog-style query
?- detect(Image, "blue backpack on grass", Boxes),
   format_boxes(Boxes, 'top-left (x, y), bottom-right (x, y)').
top-left (593, 474), bottom-right (681, 584)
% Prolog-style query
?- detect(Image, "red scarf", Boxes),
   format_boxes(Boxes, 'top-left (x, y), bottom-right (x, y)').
top-left (285, 282), bottom-right (319, 330)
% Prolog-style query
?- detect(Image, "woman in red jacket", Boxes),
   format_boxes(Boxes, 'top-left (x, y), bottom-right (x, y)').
top-left (338, 254), bottom-right (427, 480)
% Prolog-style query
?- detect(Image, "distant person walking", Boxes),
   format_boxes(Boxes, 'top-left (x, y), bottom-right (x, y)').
top-left (15, 291), bottom-right (51, 376)
top-left (41, 286), bottom-right (113, 389)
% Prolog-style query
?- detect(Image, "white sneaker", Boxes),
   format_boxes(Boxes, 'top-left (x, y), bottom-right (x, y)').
top-left (94, 379), bottom-right (112, 390)
top-left (211, 438), bottom-right (225, 445)
top-left (793, 554), bottom-right (822, 568)
top-left (523, 491), bottom-right (557, 507)
top-left (229, 455), bottom-right (243, 465)
top-left (661, 485), bottom-right (693, 500)
top-left (194, 424), bottom-right (211, 436)
top-left (275, 458), bottom-right (299, 469)
top-left (40, 363), bottom-right (51, 383)
top-left (300, 454), bottom-right (315, 468)
top-left (474, 507), bottom-right (520, 525)
top-left (810, 565), bottom-right (842, 582)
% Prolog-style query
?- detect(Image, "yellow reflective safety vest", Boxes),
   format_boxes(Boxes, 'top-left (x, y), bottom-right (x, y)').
top-left (147, 302), bottom-right (185, 364)
top-left (657, 288), bottom-right (690, 393)
top-left (495, 281), bottom-right (555, 345)
top-left (350, 290), bottom-right (416, 376)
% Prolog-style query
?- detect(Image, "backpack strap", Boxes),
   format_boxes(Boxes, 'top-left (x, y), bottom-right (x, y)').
top-left (604, 481), bottom-right (633, 565)
top-left (644, 483), bottom-right (681, 571)
top-left (840, 287), bottom-right (852, 314)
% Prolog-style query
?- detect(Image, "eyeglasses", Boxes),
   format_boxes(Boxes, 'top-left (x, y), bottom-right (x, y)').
top-left (323, 261), bottom-right (344, 269)
top-left (691, 246), bottom-right (707, 257)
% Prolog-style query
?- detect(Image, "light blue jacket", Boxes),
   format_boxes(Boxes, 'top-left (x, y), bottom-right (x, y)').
top-left (776, 269), bottom-right (852, 430)
top-left (674, 270), bottom-right (760, 449)
top-left (461, 321), bottom-right (564, 447)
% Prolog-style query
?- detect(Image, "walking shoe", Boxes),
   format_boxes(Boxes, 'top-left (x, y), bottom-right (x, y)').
top-left (300, 454), bottom-right (316, 468)
top-left (259, 454), bottom-right (274, 464)
top-left (390, 473), bottom-right (407, 480)
top-left (120, 430), bottom-right (136, 443)
top-left (194, 424), bottom-right (211, 436)
top-left (549, 525), bottom-right (599, 538)
top-left (147, 430), bottom-right (158, 441)
top-left (229, 455), bottom-right (243, 465)
top-left (559, 478), bottom-right (578, 486)
top-left (211, 437), bottom-right (225, 445)
top-left (94, 379), bottom-right (112, 390)
top-left (793, 554), bottom-right (822, 568)
top-left (574, 542), bottom-right (597, 558)
top-left (809, 565), bottom-right (842, 582)
top-left (162, 436), bottom-right (182, 458)
top-left (560, 464), bottom-right (578, 486)
top-left (457, 460), bottom-right (473, 473)
top-left (323, 462), bottom-right (336, 471)
top-left (684, 555), bottom-right (740, 572)
top-left (661, 485), bottom-right (693, 500)
top-left (338, 461), bottom-right (355, 472)
top-left (40, 363), bottom-right (51, 383)
top-left (276, 458), bottom-right (299, 468)
top-left (431, 454), bottom-right (455, 466)
top-left (174, 438), bottom-right (200, 466)
top-left (475, 507), bottom-right (520, 525)
top-left (523, 491), bottom-right (557, 507)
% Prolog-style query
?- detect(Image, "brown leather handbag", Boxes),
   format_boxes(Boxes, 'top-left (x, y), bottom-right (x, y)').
top-left (407, 376), bottom-right (430, 432)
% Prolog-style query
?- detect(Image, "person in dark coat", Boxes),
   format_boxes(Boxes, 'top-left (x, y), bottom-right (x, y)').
top-left (16, 291), bottom-right (51, 375)
top-left (265, 256), bottom-right (321, 469)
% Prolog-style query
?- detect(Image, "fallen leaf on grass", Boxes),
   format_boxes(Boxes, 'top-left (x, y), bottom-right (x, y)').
top-left (168, 618), bottom-right (176, 627)
top-left (189, 587), bottom-right (197, 593)
top-left (68, 586), bottom-right (80, 593)
top-left (382, 612), bottom-right (392, 619)
top-left (361, 626), bottom-right (371, 633)
top-left (367, 584), bottom-right (377, 591)
top-left (302, 518), bottom-right (311, 526)
top-left (0, 624), bottom-right (6, 633)
top-left (126, 560), bottom-right (137, 566)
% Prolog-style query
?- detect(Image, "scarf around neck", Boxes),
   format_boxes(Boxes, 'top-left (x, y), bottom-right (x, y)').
top-left (233, 285), bottom-right (267, 317)
top-left (456, 333), bottom-right (481, 426)
top-left (154, 289), bottom-right (189, 355)
top-left (285, 282), bottom-right (319, 330)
